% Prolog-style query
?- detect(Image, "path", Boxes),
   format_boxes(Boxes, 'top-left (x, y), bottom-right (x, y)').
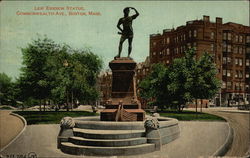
top-left (0, 111), bottom-right (24, 150)
top-left (205, 109), bottom-right (250, 157)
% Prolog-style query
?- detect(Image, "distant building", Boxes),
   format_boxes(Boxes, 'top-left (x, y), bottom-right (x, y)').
top-left (149, 15), bottom-right (250, 106)
top-left (97, 70), bottom-right (112, 105)
top-left (135, 56), bottom-right (151, 109)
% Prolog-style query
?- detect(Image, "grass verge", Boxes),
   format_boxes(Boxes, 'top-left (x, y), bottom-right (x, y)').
top-left (0, 106), bottom-right (13, 110)
top-left (13, 111), bottom-right (99, 125)
top-left (156, 110), bottom-right (226, 121)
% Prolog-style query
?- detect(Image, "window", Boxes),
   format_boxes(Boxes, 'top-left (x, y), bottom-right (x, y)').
top-left (193, 42), bottom-right (197, 50)
top-left (227, 82), bottom-right (232, 89)
top-left (239, 47), bottom-right (242, 54)
top-left (239, 35), bottom-right (243, 43)
top-left (235, 35), bottom-right (239, 42)
top-left (247, 36), bottom-right (250, 43)
top-left (234, 47), bottom-right (238, 54)
top-left (177, 47), bottom-right (179, 54)
top-left (211, 44), bottom-right (214, 52)
top-left (227, 44), bottom-right (232, 52)
top-left (189, 30), bottom-right (192, 38)
top-left (246, 73), bottom-right (249, 78)
top-left (246, 59), bottom-right (249, 66)
top-left (166, 60), bottom-right (169, 64)
top-left (235, 83), bottom-right (240, 90)
top-left (228, 33), bottom-right (231, 40)
top-left (153, 42), bottom-right (156, 46)
top-left (223, 70), bottom-right (226, 76)
top-left (239, 71), bottom-right (243, 78)
top-left (227, 70), bottom-right (231, 77)
top-left (223, 42), bottom-right (227, 52)
top-left (222, 82), bottom-right (226, 89)
top-left (194, 30), bottom-right (197, 37)
top-left (223, 57), bottom-right (227, 64)
top-left (187, 43), bottom-right (191, 49)
top-left (235, 58), bottom-right (239, 65)
top-left (166, 48), bottom-right (170, 55)
top-left (153, 52), bottom-right (156, 56)
top-left (239, 58), bottom-right (243, 66)
top-left (240, 83), bottom-right (244, 90)
top-left (246, 47), bottom-right (250, 54)
top-left (235, 70), bottom-right (238, 78)
top-left (223, 33), bottom-right (227, 40)
top-left (246, 84), bottom-right (249, 91)
top-left (167, 37), bottom-right (170, 44)
top-left (211, 32), bottom-right (215, 40)
top-left (227, 57), bottom-right (231, 63)
top-left (183, 34), bottom-right (186, 40)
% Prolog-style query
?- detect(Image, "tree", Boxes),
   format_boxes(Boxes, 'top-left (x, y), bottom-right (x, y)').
top-left (0, 73), bottom-right (13, 105)
top-left (18, 36), bottom-right (103, 111)
top-left (190, 52), bottom-right (221, 112)
top-left (139, 48), bottom-right (220, 112)
top-left (19, 37), bottom-right (59, 110)
top-left (139, 63), bottom-right (170, 110)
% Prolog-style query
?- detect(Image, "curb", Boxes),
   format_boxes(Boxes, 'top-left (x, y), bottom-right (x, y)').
top-left (0, 112), bottom-right (27, 152)
top-left (212, 122), bottom-right (234, 156)
top-left (218, 110), bottom-right (250, 114)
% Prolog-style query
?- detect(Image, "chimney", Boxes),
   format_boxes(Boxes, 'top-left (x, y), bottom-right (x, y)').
top-left (216, 17), bottom-right (222, 24)
top-left (203, 15), bottom-right (210, 22)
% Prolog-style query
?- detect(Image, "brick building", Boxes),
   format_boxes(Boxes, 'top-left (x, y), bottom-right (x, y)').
top-left (149, 15), bottom-right (250, 106)
top-left (97, 71), bottom-right (112, 105)
top-left (135, 56), bottom-right (151, 109)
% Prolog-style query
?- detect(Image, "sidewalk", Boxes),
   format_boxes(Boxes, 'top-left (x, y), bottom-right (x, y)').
top-left (186, 107), bottom-right (250, 114)
top-left (0, 121), bottom-right (229, 158)
top-left (0, 111), bottom-right (25, 150)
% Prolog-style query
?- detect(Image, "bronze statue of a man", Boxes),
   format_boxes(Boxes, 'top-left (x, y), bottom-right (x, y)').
top-left (115, 7), bottom-right (139, 59)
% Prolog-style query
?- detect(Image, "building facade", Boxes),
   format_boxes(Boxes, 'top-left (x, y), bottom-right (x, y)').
top-left (149, 15), bottom-right (250, 106)
top-left (135, 56), bottom-right (151, 109)
top-left (97, 71), bottom-right (112, 105)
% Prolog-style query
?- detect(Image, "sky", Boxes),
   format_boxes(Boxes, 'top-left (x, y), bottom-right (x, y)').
top-left (0, 1), bottom-right (249, 79)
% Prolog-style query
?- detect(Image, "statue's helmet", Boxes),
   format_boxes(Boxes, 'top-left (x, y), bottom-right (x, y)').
top-left (123, 7), bottom-right (130, 15)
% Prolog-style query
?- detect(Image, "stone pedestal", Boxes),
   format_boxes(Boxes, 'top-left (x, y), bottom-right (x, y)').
top-left (101, 57), bottom-right (145, 121)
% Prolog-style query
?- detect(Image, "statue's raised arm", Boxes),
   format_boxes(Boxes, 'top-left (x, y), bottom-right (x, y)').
top-left (130, 7), bottom-right (139, 19)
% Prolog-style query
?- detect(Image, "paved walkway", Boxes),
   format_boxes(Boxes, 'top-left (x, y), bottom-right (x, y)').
top-left (187, 107), bottom-right (250, 157)
top-left (0, 111), bottom-right (24, 150)
top-left (205, 110), bottom-right (250, 157)
top-left (0, 121), bottom-right (229, 158)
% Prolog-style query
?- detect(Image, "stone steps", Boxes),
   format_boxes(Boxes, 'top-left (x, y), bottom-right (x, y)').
top-left (73, 128), bottom-right (145, 139)
top-left (68, 136), bottom-right (147, 147)
top-left (60, 142), bottom-right (155, 156)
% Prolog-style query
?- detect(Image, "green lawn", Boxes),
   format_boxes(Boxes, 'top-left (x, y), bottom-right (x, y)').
top-left (14, 111), bottom-right (99, 125)
top-left (0, 106), bottom-right (13, 110)
top-left (156, 110), bottom-right (226, 121)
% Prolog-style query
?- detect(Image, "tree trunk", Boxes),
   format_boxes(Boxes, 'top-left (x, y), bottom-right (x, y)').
top-left (200, 99), bottom-right (203, 112)
top-left (39, 100), bottom-right (42, 111)
top-left (71, 91), bottom-right (74, 111)
top-left (195, 99), bottom-right (198, 119)
top-left (195, 99), bottom-right (198, 113)
top-left (43, 99), bottom-right (46, 111)
top-left (66, 91), bottom-right (69, 112)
